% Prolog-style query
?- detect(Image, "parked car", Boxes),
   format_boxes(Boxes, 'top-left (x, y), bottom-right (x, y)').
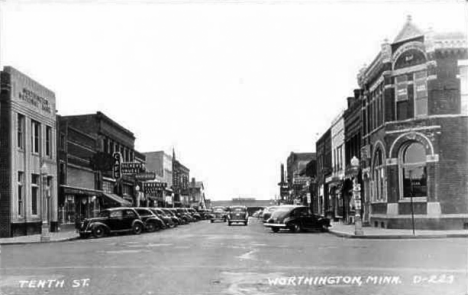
top-left (162, 208), bottom-right (183, 225)
top-left (187, 208), bottom-right (202, 221)
top-left (197, 209), bottom-right (211, 220)
top-left (262, 206), bottom-right (280, 222)
top-left (227, 206), bottom-right (248, 226)
top-left (78, 207), bottom-right (144, 239)
top-left (176, 208), bottom-right (195, 222)
top-left (210, 208), bottom-right (227, 223)
top-left (134, 207), bottom-right (166, 232)
top-left (149, 208), bottom-right (176, 228)
top-left (169, 208), bottom-right (191, 223)
top-left (264, 205), bottom-right (331, 233)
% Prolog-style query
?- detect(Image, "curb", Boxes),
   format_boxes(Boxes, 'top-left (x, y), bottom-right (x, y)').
top-left (328, 229), bottom-right (468, 239)
top-left (0, 235), bottom-right (80, 246)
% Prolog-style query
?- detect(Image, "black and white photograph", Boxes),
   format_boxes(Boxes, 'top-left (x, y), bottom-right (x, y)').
top-left (0, 0), bottom-right (467, 294)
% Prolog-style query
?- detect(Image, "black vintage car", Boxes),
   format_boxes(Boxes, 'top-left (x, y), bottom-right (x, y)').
top-left (227, 206), bottom-right (248, 226)
top-left (150, 208), bottom-right (176, 228)
top-left (161, 208), bottom-right (182, 225)
top-left (79, 207), bottom-right (145, 239)
top-left (264, 206), bottom-right (331, 233)
top-left (134, 208), bottom-right (166, 232)
top-left (187, 208), bottom-right (202, 221)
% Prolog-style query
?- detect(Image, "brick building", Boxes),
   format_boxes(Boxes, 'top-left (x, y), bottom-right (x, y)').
top-left (0, 67), bottom-right (58, 237)
top-left (315, 129), bottom-right (332, 216)
top-left (58, 112), bottom-right (139, 225)
top-left (343, 89), bottom-right (365, 224)
top-left (328, 111), bottom-right (345, 221)
top-left (172, 150), bottom-right (190, 207)
top-left (358, 16), bottom-right (468, 229)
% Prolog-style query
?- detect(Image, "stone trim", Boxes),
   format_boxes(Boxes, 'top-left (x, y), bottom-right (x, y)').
top-left (370, 214), bottom-right (468, 219)
top-left (385, 125), bottom-right (441, 135)
top-left (386, 158), bottom-right (398, 166)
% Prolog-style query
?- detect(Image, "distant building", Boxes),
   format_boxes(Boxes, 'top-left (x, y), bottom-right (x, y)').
top-left (144, 151), bottom-right (173, 207)
top-left (0, 67), bottom-right (58, 237)
top-left (286, 152), bottom-right (316, 205)
top-left (315, 129), bottom-right (332, 216)
top-left (189, 178), bottom-right (206, 209)
top-left (172, 150), bottom-right (190, 207)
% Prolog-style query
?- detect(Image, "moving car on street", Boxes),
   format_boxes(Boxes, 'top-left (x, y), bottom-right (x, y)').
top-left (264, 205), bottom-right (330, 233)
top-left (78, 207), bottom-right (145, 239)
top-left (227, 205), bottom-right (248, 226)
top-left (210, 207), bottom-right (227, 223)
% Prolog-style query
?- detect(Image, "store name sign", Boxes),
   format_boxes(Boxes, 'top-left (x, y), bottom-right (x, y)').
top-left (18, 88), bottom-right (52, 113)
top-left (144, 182), bottom-right (167, 193)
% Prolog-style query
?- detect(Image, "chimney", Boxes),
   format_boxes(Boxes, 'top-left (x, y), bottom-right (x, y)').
top-left (354, 89), bottom-right (361, 99)
top-left (347, 96), bottom-right (355, 108)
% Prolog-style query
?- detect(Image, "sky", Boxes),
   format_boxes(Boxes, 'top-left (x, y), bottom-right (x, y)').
top-left (1, 0), bottom-right (466, 200)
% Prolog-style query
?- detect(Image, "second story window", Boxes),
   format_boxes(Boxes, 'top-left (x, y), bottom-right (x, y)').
top-left (46, 126), bottom-right (52, 157)
top-left (17, 114), bottom-right (25, 149)
top-left (31, 121), bottom-right (40, 154)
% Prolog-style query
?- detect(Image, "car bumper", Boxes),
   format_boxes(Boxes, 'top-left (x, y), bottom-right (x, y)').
top-left (263, 223), bottom-right (287, 228)
top-left (78, 230), bottom-right (92, 234)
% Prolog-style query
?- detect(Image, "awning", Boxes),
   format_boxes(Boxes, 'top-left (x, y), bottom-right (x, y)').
top-left (61, 185), bottom-right (102, 197)
top-left (102, 193), bottom-right (132, 206)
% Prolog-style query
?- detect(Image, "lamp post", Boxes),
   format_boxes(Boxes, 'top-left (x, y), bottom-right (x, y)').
top-left (40, 162), bottom-right (50, 242)
top-left (350, 156), bottom-right (363, 236)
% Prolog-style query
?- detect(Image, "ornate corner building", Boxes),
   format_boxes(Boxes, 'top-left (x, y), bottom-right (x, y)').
top-left (358, 16), bottom-right (468, 229)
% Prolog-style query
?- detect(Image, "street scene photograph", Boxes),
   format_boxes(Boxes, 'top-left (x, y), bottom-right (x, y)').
top-left (0, 0), bottom-right (467, 294)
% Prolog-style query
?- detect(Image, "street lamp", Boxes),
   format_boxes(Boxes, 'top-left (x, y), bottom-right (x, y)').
top-left (40, 162), bottom-right (50, 242)
top-left (350, 156), bottom-right (363, 236)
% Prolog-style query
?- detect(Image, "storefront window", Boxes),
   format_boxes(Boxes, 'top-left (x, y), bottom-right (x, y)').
top-left (18, 172), bottom-right (24, 216)
top-left (400, 142), bottom-right (427, 199)
top-left (31, 174), bottom-right (39, 215)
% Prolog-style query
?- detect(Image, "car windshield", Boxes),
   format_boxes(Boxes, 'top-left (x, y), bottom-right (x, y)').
top-left (231, 208), bottom-right (245, 212)
top-left (214, 209), bottom-right (224, 213)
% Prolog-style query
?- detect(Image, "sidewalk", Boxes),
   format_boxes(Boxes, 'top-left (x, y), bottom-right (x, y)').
top-left (0, 230), bottom-right (79, 245)
top-left (329, 222), bottom-right (468, 239)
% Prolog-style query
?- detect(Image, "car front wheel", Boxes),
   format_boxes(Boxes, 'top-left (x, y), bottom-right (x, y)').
top-left (133, 223), bottom-right (143, 235)
top-left (271, 227), bottom-right (279, 233)
top-left (92, 225), bottom-right (106, 238)
top-left (146, 222), bottom-right (157, 232)
top-left (288, 223), bottom-right (301, 233)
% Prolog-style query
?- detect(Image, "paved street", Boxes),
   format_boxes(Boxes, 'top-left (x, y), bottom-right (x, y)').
top-left (1, 218), bottom-right (467, 295)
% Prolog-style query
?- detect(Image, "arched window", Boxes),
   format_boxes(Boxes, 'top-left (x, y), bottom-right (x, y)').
top-left (399, 142), bottom-right (427, 199)
top-left (373, 148), bottom-right (386, 202)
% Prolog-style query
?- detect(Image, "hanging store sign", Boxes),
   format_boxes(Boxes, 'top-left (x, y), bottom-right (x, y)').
top-left (121, 162), bottom-right (144, 175)
top-left (112, 152), bottom-right (122, 179)
top-left (135, 172), bottom-right (156, 181)
top-left (143, 182), bottom-right (167, 193)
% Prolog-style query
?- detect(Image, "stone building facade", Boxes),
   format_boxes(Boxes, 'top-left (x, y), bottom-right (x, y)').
top-left (0, 67), bottom-right (58, 237)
